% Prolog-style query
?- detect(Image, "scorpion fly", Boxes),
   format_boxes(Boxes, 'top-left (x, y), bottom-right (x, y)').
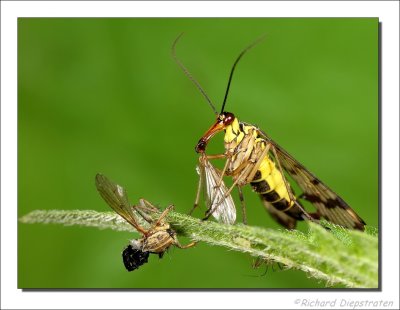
top-left (95, 173), bottom-right (196, 271)
top-left (172, 34), bottom-right (366, 230)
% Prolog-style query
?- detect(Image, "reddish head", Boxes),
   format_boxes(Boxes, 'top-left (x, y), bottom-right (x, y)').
top-left (195, 112), bottom-right (235, 153)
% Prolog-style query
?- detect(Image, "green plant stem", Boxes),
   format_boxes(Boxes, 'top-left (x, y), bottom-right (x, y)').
top-left (19, 209), bottom-right (378, 288)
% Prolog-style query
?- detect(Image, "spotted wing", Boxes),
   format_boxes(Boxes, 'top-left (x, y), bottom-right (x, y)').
top-left (261, 199), bottom-right (297, 230)
top-left (95, 173), bottom-right (142, 230)
top-left (256, 129), bottom-right (366, 230)
top-left (197, 158), bottom-right (236, 225)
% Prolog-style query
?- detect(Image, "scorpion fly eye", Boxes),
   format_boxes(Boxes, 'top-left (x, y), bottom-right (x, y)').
top-left (222, 112), bottom-right (235, 125)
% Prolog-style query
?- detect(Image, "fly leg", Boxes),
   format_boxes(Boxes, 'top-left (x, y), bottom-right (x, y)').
top-left (139, 200), bottom-right (198, 249)
top-left (135, 199), bottom-right (173, 227)
top-left (174, 240), bottom-right (197, 249)
top-left (206, 155), bottom-right (231, 217)
top-left (202, 177), bottom-right (238, 221)
top-left (152, 205), bottom-right (174, 227)
top-left (237, 186), bottom-right (247, 224)
top-left (208, 143), bottom-right (269, 224)
top-left (245, 143), bottom-right (271, 183)
top-left (133, 199), bottom-right (159, 225)
top-left (213, 154), bottom-right (230, 187)
top-left (193, 153), bottom-right (230, 220)
top-left (190, 153), bottom-right (226, 216)
top-left (190, 162), bottom-right (204, 216)
top-left (203, 163), bottom-right (252, 221)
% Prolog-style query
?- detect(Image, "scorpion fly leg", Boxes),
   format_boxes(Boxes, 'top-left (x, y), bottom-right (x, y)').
top-left (237, 186), bottom-right (247, 225)
top-left (190, 162), bottom-right (205, 216)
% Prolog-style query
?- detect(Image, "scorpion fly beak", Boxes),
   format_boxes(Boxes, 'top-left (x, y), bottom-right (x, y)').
top-left (195, 118), bottom-right (226, 153)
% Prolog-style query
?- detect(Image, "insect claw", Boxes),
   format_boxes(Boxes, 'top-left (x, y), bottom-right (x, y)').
top-left (188, 206), bottom-right (196, 216)
top-left (202, 214), bottom-right (211, 221)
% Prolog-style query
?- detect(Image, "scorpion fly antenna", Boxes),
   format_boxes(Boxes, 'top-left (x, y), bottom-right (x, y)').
top-left (172, 33), bottom-right (218, 116)
top-left (220, 34), bottom-right (267, 114)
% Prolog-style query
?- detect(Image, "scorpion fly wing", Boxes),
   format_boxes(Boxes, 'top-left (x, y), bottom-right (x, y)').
top-left (95, 174), bottom-right (142, 230)
top-left (256, 130), bottom-right (366, 231)
top-left (197, 159), bottom-right (236, 224)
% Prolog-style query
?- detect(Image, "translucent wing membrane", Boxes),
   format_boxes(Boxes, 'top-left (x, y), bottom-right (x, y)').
top-left (197, 158), bottom-right (236, 225)
top-left (95, 174), bottom-right (143, 231)
top-left (95, 174), bottom-right (196, 271)
top-left (255, 128), bottom-right (366, 230)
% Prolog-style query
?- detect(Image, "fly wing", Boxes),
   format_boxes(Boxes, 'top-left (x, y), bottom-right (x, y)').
top-left (261, 199), bottom-right (297, 230)
top-left (254, 127), bottom-right (366, 230)
top-left (95, 174), bottom-right (142, 231)
top-left (197, 159), bottom-right (236, 225)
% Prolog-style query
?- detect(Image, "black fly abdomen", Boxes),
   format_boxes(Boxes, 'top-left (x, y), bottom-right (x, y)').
top-left (122, 245), bottom-right (150, 272)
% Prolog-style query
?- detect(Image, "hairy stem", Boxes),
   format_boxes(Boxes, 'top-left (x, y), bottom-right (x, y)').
top-left (19, 209), bottom-right (378, 288)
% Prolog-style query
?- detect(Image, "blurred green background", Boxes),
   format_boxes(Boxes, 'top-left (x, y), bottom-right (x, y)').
top-left (18, 18), bottom-right (378, 288)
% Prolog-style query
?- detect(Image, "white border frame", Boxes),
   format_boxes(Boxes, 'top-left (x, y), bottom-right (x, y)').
top-left (2, 1), bottom-right (399, 309)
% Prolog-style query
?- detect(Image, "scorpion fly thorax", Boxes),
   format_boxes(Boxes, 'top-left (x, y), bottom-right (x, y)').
top-left (223, 117), bottom-right (244, 148)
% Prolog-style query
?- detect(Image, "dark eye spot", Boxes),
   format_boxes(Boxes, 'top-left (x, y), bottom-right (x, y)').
top-left (223, 112), bottom-right (235, 125)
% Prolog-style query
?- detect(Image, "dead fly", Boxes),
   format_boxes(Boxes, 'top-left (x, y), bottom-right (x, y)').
top-left (172, 34), bottom-right (365, 230)
top-left (95, 173), bottom-right (196, 271)
top-left (192, 154), bottom-right (236, 224)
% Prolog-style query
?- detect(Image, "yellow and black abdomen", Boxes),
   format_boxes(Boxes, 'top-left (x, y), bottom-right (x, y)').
top-left (250, 156), bottom-right (303, 221)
